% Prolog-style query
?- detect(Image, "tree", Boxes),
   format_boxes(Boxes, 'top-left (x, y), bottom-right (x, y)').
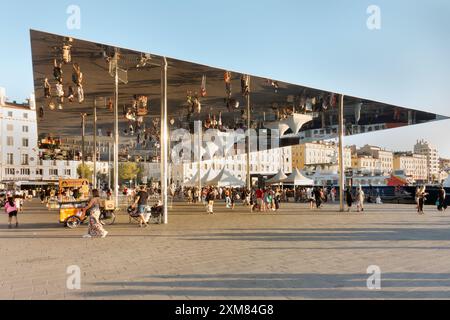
top-left (119, 162), bottom-right (140, 184)
top-left (77, 164), bottom-right (93, 182)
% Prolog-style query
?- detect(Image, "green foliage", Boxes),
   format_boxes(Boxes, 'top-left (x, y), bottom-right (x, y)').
top-left (77, 164), bottom-right (93, 182)
top-left (119, 162), bottom-right (140, 182)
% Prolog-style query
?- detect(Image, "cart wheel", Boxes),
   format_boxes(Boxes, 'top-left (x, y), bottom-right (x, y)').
top-left (66, 216), bottom-right (81, 229)
top-left (100, 211), bottom-right (116, 225)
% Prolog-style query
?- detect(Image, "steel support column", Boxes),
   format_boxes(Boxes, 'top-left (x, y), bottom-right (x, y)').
top-left (338, 94), bottom-right (346, 212)
top-left (113, 59), bottom-right (119, 208)
top-left (246, 76), bottom-right (252, 191)
top-left (160, 57), bottom-right (169, 224)
top-left (93, 99), bottom-right (97, 189)
top-left (196, 120), bottom-right (202, 203)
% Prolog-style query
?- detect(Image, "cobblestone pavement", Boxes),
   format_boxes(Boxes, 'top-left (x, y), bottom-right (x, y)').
top-left (1, 200), bottom-right (450, 300)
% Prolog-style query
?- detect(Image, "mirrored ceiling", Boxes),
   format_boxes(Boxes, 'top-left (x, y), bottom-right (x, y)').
top-left (30, 29), bottom-right (448, 162)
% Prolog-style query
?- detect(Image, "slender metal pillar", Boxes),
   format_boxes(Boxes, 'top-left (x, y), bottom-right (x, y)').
top-left (114, 57), bottom-right (119, 208)
top-left (338, 94), bottom-right (345, 212)
top-left (93, 99), bottom-right (97, 189)
top-left (107, 141), bottom-right (111, 190)
top-left (81, 113), bottom-right (87, 169)
top-left (196, 120), bottom-right (202, 203)
top-left (160, 57), bottom-right (169, 224)
top-left (246, 76), bottom-right (251, 191)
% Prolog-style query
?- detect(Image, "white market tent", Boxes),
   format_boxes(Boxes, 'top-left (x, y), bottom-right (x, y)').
top-left (284, 169), bottom-right (314, 186)
top-left (205, 168), bottom-right (245, 187)
top-left (267, 169), bottom-right (288, 185)
top-left (184, 171), bottom-right (201, 187)
top-left (184, 169), bottom-right (219, 187)
top-left (201, 169), bottom-right (219, 184)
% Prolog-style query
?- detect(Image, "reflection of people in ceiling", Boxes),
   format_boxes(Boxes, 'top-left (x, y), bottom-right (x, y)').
top-left (393, 107), bottom-right (402, 121)
top-left (354, 103), bottom-right (362, 124)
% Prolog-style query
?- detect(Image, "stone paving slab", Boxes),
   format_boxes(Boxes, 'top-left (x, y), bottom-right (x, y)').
top-left (1, 200), bottom-right (450, 300)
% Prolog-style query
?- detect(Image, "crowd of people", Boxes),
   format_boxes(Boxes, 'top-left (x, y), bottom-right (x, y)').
top-left (2, 183), bottom-right (449, 233)
top-left (415, 185), bottom-right (447, 215)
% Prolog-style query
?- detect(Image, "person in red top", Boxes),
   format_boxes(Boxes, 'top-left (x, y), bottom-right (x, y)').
top-left (256, 189), bottom-right (264, 212)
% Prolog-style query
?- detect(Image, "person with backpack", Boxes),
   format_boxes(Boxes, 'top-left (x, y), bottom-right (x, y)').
top-left (4, 197), bottom-right (19, 229)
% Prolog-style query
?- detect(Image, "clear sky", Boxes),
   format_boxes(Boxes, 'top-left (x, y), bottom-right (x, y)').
top-left (1, 0), bottom-right (449, 156)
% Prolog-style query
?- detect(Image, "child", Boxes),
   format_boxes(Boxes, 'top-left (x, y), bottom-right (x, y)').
top-left (4, 197), bottom-right (19, 229)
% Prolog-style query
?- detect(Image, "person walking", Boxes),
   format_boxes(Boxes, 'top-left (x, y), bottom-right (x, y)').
top-left (14, 195), bottom-right (23, 213)
top-left (417, 186), bottom-right (428, 215)
top-left (307, 187), bottom-right (315, 209)
top-left (133, 186), bottom-right (149, 228)
top-left (314, 187), bottom-right (323, 209)
top-left (82, 189), bottom-right (108, 238)
top-left (225, 188), bottom-right (231, 209)
top-left (4, 197), bottom-right (19, 229)
top-left (345, 187), bottom-right (354, 212)
top-left (274, 188), bottom-right (281, 211)
top-left (415, 186), bottom-right (420, 211)
top-left (230, 189), bottom-right (238, 210)
top-left (256, 188), bottom-right (264, 212)
top-left (331, 187), bottom-right (337, 203)
top-left (437, 186), bottom-right (447, 212)
top-left (187, 188), bottom-right (193, 204)
top-left (356, 186), bottom-right (365, 213)
top-left (206, 188), bottom-right (215, 214)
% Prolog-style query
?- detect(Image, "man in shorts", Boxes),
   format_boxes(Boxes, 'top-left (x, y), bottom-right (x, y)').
top-left (133, 186), bottom-right (149, 228)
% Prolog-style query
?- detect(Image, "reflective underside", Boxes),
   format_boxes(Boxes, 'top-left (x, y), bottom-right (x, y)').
top-left (30, 30), bottom-right (448, 162)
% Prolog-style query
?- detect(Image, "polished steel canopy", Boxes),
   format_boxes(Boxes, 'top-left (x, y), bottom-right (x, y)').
top-left (30, 29), bottom-right (448, 162)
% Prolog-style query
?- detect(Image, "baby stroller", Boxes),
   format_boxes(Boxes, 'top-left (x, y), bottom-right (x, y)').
top-left (127, 203), bottom-right (163, 225)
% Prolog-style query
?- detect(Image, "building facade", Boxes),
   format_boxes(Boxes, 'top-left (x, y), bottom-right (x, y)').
top-left (0, 99), bottom-right (40, 183)
top-left (357, 145), bottom-right (393, 174)
top-left (393, 152), bottom-right (428, 183)
top-left (0, 88), bottom-right (108, 187)
top-left (291, 142), bottom-right (352, 170)
top-left (414, 140), bottom-right (439, 182)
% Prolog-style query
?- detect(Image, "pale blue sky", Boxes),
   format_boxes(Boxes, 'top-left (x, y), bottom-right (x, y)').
top-left (1, 0), bottom-right (449, 156)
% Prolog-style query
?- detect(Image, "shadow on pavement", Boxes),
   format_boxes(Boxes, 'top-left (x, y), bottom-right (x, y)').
top-left (80, 272), bottom-right (450, 299)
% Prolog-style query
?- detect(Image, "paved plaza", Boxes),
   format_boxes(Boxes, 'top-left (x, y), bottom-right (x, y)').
top-left (1, 200), bottom-right (450, 300)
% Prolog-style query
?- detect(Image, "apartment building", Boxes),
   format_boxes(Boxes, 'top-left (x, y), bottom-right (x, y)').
top-left (0, 88), bottom-right (108, 186)
top-left (393, 152), bottom-right (428, 183)
top-left (414, 140), bottom-right (439, 181)
top-left (291, 142), bottom-right (352, 170)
